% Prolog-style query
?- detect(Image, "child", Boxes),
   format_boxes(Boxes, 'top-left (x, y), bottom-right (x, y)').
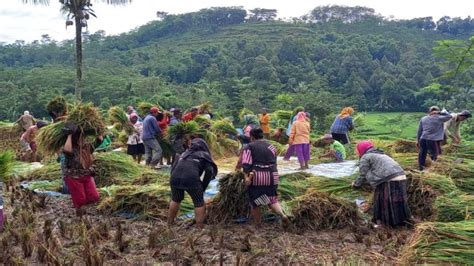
top-left (320, 134), bottom-right (346, 162)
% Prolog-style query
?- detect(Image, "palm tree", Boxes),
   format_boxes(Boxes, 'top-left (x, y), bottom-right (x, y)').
top-left (21, 0), bottom-right (131, 100)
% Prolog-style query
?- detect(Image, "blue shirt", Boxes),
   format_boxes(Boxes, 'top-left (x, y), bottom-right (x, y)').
top-left (142, 114), bottom-right (161, 140)
top-left (330, 116), bottom-right (354, 134)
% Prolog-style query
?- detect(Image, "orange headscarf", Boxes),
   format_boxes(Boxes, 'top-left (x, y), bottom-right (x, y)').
top-left (339, 107), bottom-right (354, 119)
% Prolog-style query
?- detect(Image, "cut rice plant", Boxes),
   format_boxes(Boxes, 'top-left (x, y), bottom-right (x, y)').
top-left (211, 119), bottom-right (237, 136)
top-left (67, 102), bottom-right (106, 137)
top-left (23, 163), bottom-right (61, 181)
top-left (137, 102), bottom-right (154, 118)
top-left (289, 190), bottom-right (361, 230)
top-left (35, 121), bottom-right (67, 156)
top-left (194, 115), bottom-right (212, 128)
top-left (26, 179), bottom-right (62, 192)
top-left (46, 96), bottom-right (68, 117)
top-left (93, 152), bottom-right (142, 187)
top-left (207, 172), bottom-right (249, 224)
top-left (0, 151), bottom-right (14, 182)
top-left (219, 138), bottom-right (240, 156)
top-left (278, 178), bottom-right (310, 201)
top-left (308, 176), bottom-right (371, 200)
top-left (435, 192), bottom-right (474, 222)
top-left (390, 139), bottom-right (418, 153)
top-left (267, 140), bottom-right (288, 156)
top-left (400, 220), bottom-right (474, 264)
top-left (98, 184), bottom-right (171, 219)
top-left (238, 108), bottom-right (254, 121)
top-left (272, 110), bottom-right (292, 121)
top-left (279, 172), bottom-right (313, 181)
top-left (108, 106), bottom-right (134, 134)
top-left (198, 102), bottom-right (212, 113)
top-left (167, 121), bottom-right (200, 139)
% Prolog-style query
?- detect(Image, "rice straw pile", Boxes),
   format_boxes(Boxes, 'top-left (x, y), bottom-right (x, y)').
top-left (309, 176), bottom-right (372, 200)
top-left (289, 190), bottom-right (361, 230)
top-left (206, 172), bottom-right (249, 224)
top-left (435, 192), bottom-right (474, 222)
top-left (390, 139), bottom-right (418, 153)
top-left (92, 152), bottom-right (144, 187)
top-left (46, 96), bottom-right (68, 117)
top-left (400, 220), bottom-right (474, 264)
top-left (0, 151), bottom-right (14, 182)
top-left (108, 106), bottom-right (134, 134)
top-left (23, 162), bottom-right (61, 181)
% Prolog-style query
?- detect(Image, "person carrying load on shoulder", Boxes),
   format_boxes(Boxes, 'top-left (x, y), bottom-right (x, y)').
top-left (444, 110), bottom-right (471, 144)
top-left (168, 138), bottom-right (218, 229)
top-left (417, 106), bottom-right (452, 170)
top-left (352, 140), bottom-right (412, 228)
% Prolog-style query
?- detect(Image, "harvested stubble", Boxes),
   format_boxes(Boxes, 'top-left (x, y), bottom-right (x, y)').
top-left (207, 172), bottom-right (249, 224)
top-left (98, 184), bottom-right (171, 219)
top-left (289, 190), bottom-right (361, 230)
top-left (390, 139), bottom-right (418, 153)
top-left (435, 192), bottom-right (474, 222)
top-left (400, 220), bottom-right (474, 264)
top-left (0, 151), bottom-right (13, 182)
top-left (0, 124), bottom-right (23, 155)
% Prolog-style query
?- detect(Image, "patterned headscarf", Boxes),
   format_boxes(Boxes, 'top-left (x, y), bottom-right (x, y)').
top-left (296, 111), bottom-right (307, 122)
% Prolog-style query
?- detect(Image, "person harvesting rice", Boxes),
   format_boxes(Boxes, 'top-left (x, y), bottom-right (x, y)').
top-left (352, 140), bottom-right (412, 228)
top-left (444, 110), bottom-right (471, 144)
top-left (20, 121), bottom-right (49, 162)
top-left (330, 107), bottom-right (355, 145)
top-left (289, 112), bottom-right (311, 170)
top-left (168, 138), bottom-right (218, 228)
top-left (242, 128), bottom-right (289, 227)
top-left (16, 110), bottom-right (36, 131)
top-left (319, 134), bottom-right (346, 162)
top-left (417, 106), bottom-right (452, 170)
top-left (62, 123), bottom-right (100, 217)
top-left (126, 113), bottom-right (145, 164)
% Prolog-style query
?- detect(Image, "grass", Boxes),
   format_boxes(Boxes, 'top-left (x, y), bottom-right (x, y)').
top-left (355, 112), bottom-right (424, 140)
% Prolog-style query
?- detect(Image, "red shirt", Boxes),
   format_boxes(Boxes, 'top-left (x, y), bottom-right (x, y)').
top-left (183, 112), bottom-right (196, 122)
top-left (158, 116), bottom-right (170, 133)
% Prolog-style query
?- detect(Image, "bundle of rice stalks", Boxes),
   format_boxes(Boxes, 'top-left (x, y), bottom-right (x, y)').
top-left (68, 103), bottom-right (106, 137)
top-left (23, 163), bottom-right (61, 181)
top-left (158, 137), bottom-right (174, 159)
top-left (0, 151), bottom-right (13, 182)
top-left (279, 172), bottom-right (313, 181)
top-left (194, 115), bottom-right (213, 128)
top-left (400, 220), bottom-right (474, 264)
top-left (35, 121), bottom-right (67, 156)
top-left (406, 172), bottom-right (437, 220)
top-left (198, 102), bottom-right (212, 113)
top-left (211, 119), bottom-right (237, 136)
top-left (167, 121), bottom-right (201, 139)
top-left (312, 137), bottom-right (328, 148)
top-left (108, 106), bottom-right (134, 134)
top-left (46, 96), bottom-right (68, 117)
top-left (218, 138), bottom-right (240, 156)
top-left (137, 102), bottom-right (154, 118)
top-left (390, 140), bottom-right (418, 153)
top-left (199, 130), bottom-right (222, 156)
top-left (445, 143), bottom-right (474, 159)
top-left (267, 140), bottom-right (288, 156)
top-left (207, 172), bottom-right (249, 224)
top-left (98, 184), bottom-right (170, 219)
top-left (278, 178), bottom-right (310, 201)
top-left (238, 108), bottom-right (254, 121)
top-left (308, 176), bottom-right (371, 200)
top-left (272, 110), bottom-right (292, 121)
top-left (93, 152), bottom-right (142, 187)
top-left (26, 179), bottom-right (62, 192)
top-left (435, 192), bottom-right (474, 222)
top-left (289, 190), bottom-right (361, 230)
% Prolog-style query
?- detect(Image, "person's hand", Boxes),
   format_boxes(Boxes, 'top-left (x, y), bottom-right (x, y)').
top-left (351, 181), bottom-right (356, 187)
top-left (416, 142), bottom-right (420, 149)
top-left (245, 173), bottom-right (253, 186)
top-left (62, 122), bottom-right (78, 136)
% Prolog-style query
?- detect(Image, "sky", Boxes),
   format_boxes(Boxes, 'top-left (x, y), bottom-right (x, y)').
top-left (0, 0), bottom-right (473, 43)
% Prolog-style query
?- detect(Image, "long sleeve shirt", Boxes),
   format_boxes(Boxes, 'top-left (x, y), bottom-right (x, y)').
top-left (417, 113), bottom-right (452, 141)
top-left (444, 114), bottom-right (462, 141)
top-left (330, 116), bottom-right (354, 134)
top-left (289, 121), bottom-right (311, 145)
top-left (142, 114), bottom-right (162, 141)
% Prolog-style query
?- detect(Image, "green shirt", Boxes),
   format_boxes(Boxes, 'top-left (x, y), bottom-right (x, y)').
top-left (331, 140), bottom-right (346, 160)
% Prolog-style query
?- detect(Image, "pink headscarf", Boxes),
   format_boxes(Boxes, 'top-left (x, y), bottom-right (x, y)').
top-left (296, 111), bottom-right (307, 122)
top-left (356, 140), bottom-right (374, 157)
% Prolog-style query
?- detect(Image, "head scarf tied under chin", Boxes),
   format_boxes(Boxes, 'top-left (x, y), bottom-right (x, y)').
top-left (339, 107), bottom-right (354, 119)
top-left (296, 111), bottom-right (307, 122)
top-left (356, 140), bottom-right (374, 157)
top-left (176, 138), bottom-right (218, 184)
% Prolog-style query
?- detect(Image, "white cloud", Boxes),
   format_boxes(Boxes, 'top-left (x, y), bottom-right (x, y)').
top-left (0, 0), bottom-right (473, 43)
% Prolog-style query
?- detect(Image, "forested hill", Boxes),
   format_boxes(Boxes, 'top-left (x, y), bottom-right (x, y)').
top-left (1, 6), bottom-right (473, 122)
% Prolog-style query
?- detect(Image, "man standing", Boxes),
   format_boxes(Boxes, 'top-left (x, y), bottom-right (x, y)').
top-left (417, 106), bottom-right (452, 170)
top-left (16, 111), bottom-right (36, 131)
top-left (169, 108), bottom-right (182, 125)
top-left (259, 108), bottom-right (271, 139)
top-left (444, 110), bottom-right (471, 144)
top-left (142, 107), bottom-right (163, 169)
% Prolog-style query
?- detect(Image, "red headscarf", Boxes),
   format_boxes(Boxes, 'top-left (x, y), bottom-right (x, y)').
top-left (356, 140), bottom-right (374, 157)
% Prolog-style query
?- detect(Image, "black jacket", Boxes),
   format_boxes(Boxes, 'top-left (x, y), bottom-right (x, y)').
top-left (170, 138), bottom-right (218, 190)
